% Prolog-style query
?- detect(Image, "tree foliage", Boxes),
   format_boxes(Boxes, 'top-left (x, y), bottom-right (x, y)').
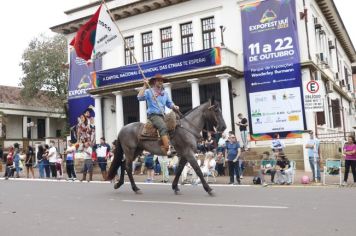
top-left (20, 34), bottom-right (68, 104)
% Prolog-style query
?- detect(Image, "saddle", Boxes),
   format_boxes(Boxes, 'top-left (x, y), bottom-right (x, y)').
top-left (139, 112), bottom-right (178, 140)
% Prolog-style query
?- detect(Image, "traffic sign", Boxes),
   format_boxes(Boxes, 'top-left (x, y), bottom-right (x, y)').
top-left (303, 80), bottom-right (323, 112)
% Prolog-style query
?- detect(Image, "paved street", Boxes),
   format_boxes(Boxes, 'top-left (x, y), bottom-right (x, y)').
top-left (1, 179), bottom-right (355, 236)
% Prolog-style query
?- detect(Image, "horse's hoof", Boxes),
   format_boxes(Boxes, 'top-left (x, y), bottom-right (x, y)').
top-left (133, 188), bottom-right (142, 194)
top-left (207, 189), bottom-right (215, 196)
top-left (114, 182), bottom-right (124, 190)
top-left (173, 186), bottom-right (181, 195)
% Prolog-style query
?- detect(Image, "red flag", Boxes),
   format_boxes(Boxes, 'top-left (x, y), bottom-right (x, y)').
top-left (70, 5), bottom-right (102, 61)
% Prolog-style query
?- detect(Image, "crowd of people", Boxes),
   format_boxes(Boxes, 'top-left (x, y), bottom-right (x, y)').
top-left (1, 131), bottom-right (356, 186)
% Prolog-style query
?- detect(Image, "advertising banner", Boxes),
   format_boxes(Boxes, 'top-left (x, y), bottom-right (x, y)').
top-left (241, 0), bottom-right (305, 140)
top-left (68, 51), bottom-right (102, 143)
top-left (94, 47), bottom-right (221, 87)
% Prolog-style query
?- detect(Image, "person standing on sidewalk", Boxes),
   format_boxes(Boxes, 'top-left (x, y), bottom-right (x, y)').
top-left (342, 135), bottom-right (356, 186)
top-left (94, 137), bottom-right (110, 181)
top-left (225, 135), bottom-right (241, 185)
top-left (305, 131), bottom-right (321, 183)
top-left (81, 141), bottom-right (93, 182)
top-left (47, 140), bottom-right (58, 179)
top-left (235, 113), bottom-right (248, 151)
top-left (65, 141), bottom-right (77, 181)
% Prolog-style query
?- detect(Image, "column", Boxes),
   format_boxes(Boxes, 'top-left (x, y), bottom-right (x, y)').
top-left (45, 117), bottom-right (50, 138)
top-left (163, 83), bottom-right (172, 113)
top-left (135, 88), bottom-right (147, 123)
top-left (217, 74), bottom-right (232, 132)
top-left (187, 79), bottom-right (200, 108)
top-left (113, 91), bottom-right (124, 134)
top-left (23, 116), bottom-right (28, 138)
top-left (93, 95), bottom-right (103, 144)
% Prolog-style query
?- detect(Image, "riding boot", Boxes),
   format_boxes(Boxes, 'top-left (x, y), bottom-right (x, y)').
top-left (88, 172), bottom-right (93, 182)
top-left (160, 135), bottom-right (170, 155)
top-left (81, 173), bottom-right (86, 182)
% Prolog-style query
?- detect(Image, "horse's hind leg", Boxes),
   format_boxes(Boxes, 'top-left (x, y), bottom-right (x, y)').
top-left (114, 160), bottom-right (126, 190)
top-left (172, 158), bottom-right (187, 193)
top-left (126, 158), bottom-right (141, 193)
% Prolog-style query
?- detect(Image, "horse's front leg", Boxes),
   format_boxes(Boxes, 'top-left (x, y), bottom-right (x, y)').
top-left (172, 158), bottom-right (187, 193)
top-left (114, 160), bottom-right (126, 190)
top-left (189, 157), bottom-right (214, 195)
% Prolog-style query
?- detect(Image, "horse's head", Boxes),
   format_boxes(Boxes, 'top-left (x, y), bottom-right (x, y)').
top-left (203, 97), bottom-right (227, 133)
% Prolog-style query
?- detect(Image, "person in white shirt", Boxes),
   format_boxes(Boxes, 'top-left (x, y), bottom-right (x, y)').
top-left (47, 140), bottom-right (58, 178)
top-left (194, 152), bottom-right (216, 184)
top-left (94, 137), bottom-right (110, 180)
top-left (81, 141), bottom-right (93, 182)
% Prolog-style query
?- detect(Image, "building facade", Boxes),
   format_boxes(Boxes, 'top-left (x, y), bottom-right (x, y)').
top-left (0, 86), bottom-right (66, 149)
top-left (52, 0), bottom-right (356, 170)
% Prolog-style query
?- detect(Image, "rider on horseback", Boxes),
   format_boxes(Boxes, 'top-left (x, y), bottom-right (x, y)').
top-left (137, 74), bottom-right (179, 155)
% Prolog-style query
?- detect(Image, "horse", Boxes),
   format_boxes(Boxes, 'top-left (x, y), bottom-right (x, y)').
top-left (107, 97), bottom-right (227, 195)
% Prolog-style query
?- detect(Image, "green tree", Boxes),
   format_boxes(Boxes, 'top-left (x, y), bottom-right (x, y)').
top-left (20, 34), bottom-right (68, 104)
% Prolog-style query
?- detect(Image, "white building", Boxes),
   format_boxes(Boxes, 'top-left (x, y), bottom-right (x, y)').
top-left (0, 86), bottom-right (66, 149)
top-left (52, 0), bottom-right (356, 170)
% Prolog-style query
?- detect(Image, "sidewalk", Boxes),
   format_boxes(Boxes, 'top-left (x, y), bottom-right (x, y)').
top-left (0, 165), bottom-right (345, 186)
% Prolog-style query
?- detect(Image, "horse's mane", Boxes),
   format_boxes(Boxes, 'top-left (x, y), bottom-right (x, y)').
top-left (181, 101), bottom-right (208, 118)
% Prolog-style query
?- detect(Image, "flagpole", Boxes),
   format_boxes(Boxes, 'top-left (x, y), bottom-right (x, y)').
top-left (101, 0), bottom-right (166, 117)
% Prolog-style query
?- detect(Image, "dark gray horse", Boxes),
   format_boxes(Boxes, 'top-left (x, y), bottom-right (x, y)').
top-left (107, 98), bottom-right (226, 195)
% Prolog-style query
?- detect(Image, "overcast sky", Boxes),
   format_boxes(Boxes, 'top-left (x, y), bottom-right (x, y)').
top-left (0, 0), bottom-right (354, 87)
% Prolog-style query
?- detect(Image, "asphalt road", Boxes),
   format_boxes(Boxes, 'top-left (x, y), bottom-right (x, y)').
top-left (0, 179), bottom-right (355, 236)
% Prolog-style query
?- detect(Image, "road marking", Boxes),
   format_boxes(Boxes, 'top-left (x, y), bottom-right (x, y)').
top-left (122, 200), bottom-right (288, 209)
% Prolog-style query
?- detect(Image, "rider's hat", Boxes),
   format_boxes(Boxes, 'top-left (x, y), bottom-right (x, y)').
top-left (148, 74), bottom-right (168, 85)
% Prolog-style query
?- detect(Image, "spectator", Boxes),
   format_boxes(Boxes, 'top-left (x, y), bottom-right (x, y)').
top-left (154, 156), bottom-right (161, 176)
top-left (275, 152), bottom-right (293, 185)
top-left (158, 155), bottom-right (169, 183)
top-left (305, 131), bottom-right (321, 182)
top-left (13, 143), bottom-right (21, 178)
top-left (65, 141), bottom-right (77, 181)
top-left (43, 144), bottom-right (51, 178)
top-left (271, 133), bottom-right (285, 156)
top-left (342, 135), bottom-right (356, 186)
top-left (37, 145), bottom-right (45, 178)
top-left (47, 140), bottom-right (58, 179)
top-left (4, 147), bottom-right (15, 179)
top-left (235, 113), bottom-right (249, 150)
top-left (204, 132), bottom-right (215, 152)
top-left (56, 154), bottom-right (63, 179)
top-left (197, 138), bottom-right (206, 153)
top-left (202, 151), bottom-right (216, 176)
top-left (25, 146), bottom-right (35, 179)
top-left (94, 137), bottom-right (111, 180)
top-left (225, 135), bottom-right (241, 185)
top-left (132, 156), bottom-right (143, 175)
top-left (0, 144), bottom-right (3, 163)
top-left (215, 151), bottom-right (225, 176)
top-left (217, 133), bottom-right (227, 153)
top-left (143, 151), bottom-right (155, 183)
top-left (81, 141), bottom-right (93, 182)
top-left (258, 151), bottom-right (276, 186)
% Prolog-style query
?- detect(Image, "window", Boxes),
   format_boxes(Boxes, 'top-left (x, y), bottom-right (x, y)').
top-left (202, 17), bottom-right (215, 49)
top-left (142, 32), bottom-right (153, 62)
top-left (181, 22), bottom-right (193, 54)
top-left (331, 99), bottom-right (342, 128)
top-left (124, 36), bottom-right (135, 65)
top-left (316, 112), bottom-right (326, 126)
top-left (37, 119), bottom-right (45, 139)
top-left (161, 27), bottom-right (173, 58)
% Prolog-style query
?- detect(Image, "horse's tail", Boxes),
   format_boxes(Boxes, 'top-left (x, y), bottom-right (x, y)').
top-left (107, 138), bottom-right (124, 181)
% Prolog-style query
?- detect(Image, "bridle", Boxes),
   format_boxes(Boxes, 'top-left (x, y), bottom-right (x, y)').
top-left (176, 102), bottom-right (222, 139)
